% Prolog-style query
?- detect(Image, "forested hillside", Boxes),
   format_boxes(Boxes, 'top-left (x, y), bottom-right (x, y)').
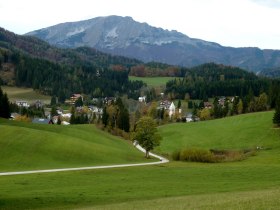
top-left (0, 27), bottom-right (144, 100)
top-left (165, 63), bottom-right (280, 108)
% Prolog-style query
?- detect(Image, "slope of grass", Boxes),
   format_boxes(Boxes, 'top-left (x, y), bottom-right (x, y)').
top-left (0, 112), bottom-right (279, 209)
top-left (129, 76), bottom-right (175, 87)
top-left (1, 161), bottom-right (280, 209)
top-left (1, 86), bottom-right (51, 104)
top-left (0, 119), bottom-right (148, 172)
top-left (157, 111), bottom-right (280, 157)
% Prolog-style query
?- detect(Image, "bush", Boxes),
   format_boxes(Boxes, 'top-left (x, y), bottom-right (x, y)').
top-left (173, 148), bottom-right (257, 163)
top-left (179, 148), bottom-right (216, 163)
top-left (172, 150), bottom-right (180, 161)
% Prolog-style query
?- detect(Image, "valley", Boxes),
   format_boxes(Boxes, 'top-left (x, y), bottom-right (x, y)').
top-left (1, 7), bottom-right (280, 210)
top-left (0, 112), bottom-right (279, 209)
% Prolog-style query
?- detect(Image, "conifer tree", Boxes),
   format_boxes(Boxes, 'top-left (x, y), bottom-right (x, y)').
top-left (273, 98), bottom-right (280, 126)
top-left (0, 87), bottom-right (11, 119)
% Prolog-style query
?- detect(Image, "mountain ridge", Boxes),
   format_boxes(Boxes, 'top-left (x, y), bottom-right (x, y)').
top-left (26, 15), bottom-right (280, 72)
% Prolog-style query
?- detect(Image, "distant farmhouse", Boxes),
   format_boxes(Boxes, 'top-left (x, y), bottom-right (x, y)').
top-left (16, 100), bottom-right (29, 108)
top-left (158, 100), bottom-right (176, 118)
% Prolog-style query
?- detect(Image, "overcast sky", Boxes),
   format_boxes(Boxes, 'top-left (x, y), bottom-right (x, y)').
top-left (1, 0), bottom-right (280, 49)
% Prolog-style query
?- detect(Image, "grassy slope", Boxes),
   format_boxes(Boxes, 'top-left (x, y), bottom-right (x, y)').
top-left (1, 86), bottom-right (51, 104)
top-left (158, 111), bottom-right (280, 155)
top-left (0, 119), bottom-right (148, 172)
top-left (129, 76), bottom-right (175, 87)
top-left (0, 112), bottom-right (280, 209)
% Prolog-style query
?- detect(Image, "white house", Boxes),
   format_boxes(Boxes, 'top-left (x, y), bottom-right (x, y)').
top-left (168, 102), bottom-right (176, 118)
top-left (138, 96), bottom-right (146, 103)
top-left (16, 100), bottom-right (29, 108)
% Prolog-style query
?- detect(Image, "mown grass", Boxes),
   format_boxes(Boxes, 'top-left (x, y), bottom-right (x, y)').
top-left (129, 76), bottom-right (176, 87)
top-left (0, 112), bottom-right (279, 209)
top-left (1, 86), bottom-right (51, 104)
top-left (91, 188), bottom-right (280, 210)
top-left (157, 111), bottom-right (280, 156)
top-left (0, 119), bottom-right (149, 172)
top-left (0, 161), bottom-right (280, 209)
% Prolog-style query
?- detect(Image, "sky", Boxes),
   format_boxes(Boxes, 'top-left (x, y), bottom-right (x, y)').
top-left (1, 0), bottom-right (280, 49)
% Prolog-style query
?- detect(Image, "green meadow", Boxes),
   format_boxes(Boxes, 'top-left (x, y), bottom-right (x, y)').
top-left (129, 76), bottom-right (175, 87)
top-left (0, 119), bottom-right (149, 172)
top-left (1, 86), bottom-right (51, 104)
top-left (0, 111), bottom-right (280, 209)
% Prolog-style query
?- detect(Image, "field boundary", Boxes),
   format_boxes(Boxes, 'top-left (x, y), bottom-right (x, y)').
top-left (0, 142), bottom-right (169, 176)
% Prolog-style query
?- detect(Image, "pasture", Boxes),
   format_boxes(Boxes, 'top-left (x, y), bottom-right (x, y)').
top-left (1, 86), bottom-right (51, 104)
top-left (0, 112), bottom-right (279, 209)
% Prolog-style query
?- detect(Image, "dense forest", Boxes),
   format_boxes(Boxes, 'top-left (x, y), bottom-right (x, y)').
top-left (165, 63), bottom-right (280, 108)
top-left (0, 28), bottom-right (144, 100)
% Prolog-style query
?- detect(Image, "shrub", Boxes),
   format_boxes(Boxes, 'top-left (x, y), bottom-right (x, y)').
top-left (172, 150), bottom-right (180, 161)
top-left (179, 148), bottom-right (216, 163)
top-left (173, 148), bottom-right (257, 163)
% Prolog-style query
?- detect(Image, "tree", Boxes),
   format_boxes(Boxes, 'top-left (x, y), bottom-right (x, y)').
top-left (0, 88), bottom-right (11, 119)
top-left (50, 106), bottom-right (57, 117)
top-left (237, 99), bottom-right (243, 114)
top-left (50, 96), bottom-right (57, 106)
top-left (75, 97), bottom-right (83, 107)
top-left (177, 99), bottom-right (182, 109)
top-left (273, 98), bottom-right (280, 126)
top-left (102, 106), bottom-right (109, 127)
top-left (57, 116), bottom-right (61, 125)
top-left (199, 108), bottom-right (211, 121)
top-left (134, 117), bottom-right (161, 158)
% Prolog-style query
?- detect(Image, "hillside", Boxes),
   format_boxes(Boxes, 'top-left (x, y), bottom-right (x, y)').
top-left (0, 119), bottom-right (147, 172)
top-left (0, 27), bottom-right (144, 99)
top-left (27, 15), bottom-right (280, 72)
top-left (157, 111), bottom-right (280, 156)
top-left (1, 112), bottom-right (280, 209)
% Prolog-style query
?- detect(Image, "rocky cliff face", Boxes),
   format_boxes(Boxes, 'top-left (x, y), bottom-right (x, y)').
top-left (27, 15), bottom-right (280, 72)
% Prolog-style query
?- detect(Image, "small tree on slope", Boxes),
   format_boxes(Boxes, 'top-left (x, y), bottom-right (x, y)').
top-left (134, 116), bottom-right (161, 158)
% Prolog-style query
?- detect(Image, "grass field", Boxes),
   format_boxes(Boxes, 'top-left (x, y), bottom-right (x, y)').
top-left (0, 119), bottom-right (149, 172)
top-left (0, 112), bottom-right (280, 209)
top-left (1, 86), bottom-right (51, 104)
top-left (129, 76), bottom-right (176, 87)
top-left (157, 111), bottom-right (280, 155)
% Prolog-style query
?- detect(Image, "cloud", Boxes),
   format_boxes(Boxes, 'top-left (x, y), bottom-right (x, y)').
top-left (250, 0), bottom-right (280, 8)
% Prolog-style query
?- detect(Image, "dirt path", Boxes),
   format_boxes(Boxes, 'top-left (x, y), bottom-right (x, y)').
top-left (0, 142), bottom-right (169, 176)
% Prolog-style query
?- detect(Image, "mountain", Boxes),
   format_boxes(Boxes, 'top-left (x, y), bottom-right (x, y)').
top-left (27, 15), bottom-right (280, 73)
top-left (259, 67), bottom-right (280, 78)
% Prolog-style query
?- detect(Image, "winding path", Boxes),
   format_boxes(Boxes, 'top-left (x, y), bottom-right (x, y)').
top-left (0, 142), bottom-right (169, 176)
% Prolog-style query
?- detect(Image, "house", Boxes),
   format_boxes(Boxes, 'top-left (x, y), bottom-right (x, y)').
top-left (70, 94), bottom-right (83, 105)
top-left (218, 97), bottom-right (226, 106)
top-left (159, 100), bottom-right (172, 110)
top-left (168, 102), bottom-right (176, 118)
top-left (16, 100), bottom-right (29, 108)
top-left (33, 100), bottom-right (44, 108)
top-left (103, 97), bottom-right (116, 105)
top-left (185, 113), bottom-right (193, 122)
top-left (204, 102), bottom-right (212, 109)
top-left (32, 118), bottom-right (53, 124)
top-left (61, 121), bottom-right (70, 125)
top-left (89, 106), bottom-right (103, 118)
top-left (10, 112), bottom-right (20, 120)
top-left (158, 100), bottom-right (176, 118)
top-left (138, 96), bottom-right (146, 103)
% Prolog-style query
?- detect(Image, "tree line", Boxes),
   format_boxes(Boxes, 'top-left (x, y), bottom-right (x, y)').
top-left (165, 63), bottom-right (280, 109)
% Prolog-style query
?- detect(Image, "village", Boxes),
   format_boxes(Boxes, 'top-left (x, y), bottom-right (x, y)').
top-left (9, 91), bottom-right (239, 127)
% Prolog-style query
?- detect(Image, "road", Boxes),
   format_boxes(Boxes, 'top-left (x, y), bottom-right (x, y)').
top-left (0, 142), bottom-right (169, 176)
